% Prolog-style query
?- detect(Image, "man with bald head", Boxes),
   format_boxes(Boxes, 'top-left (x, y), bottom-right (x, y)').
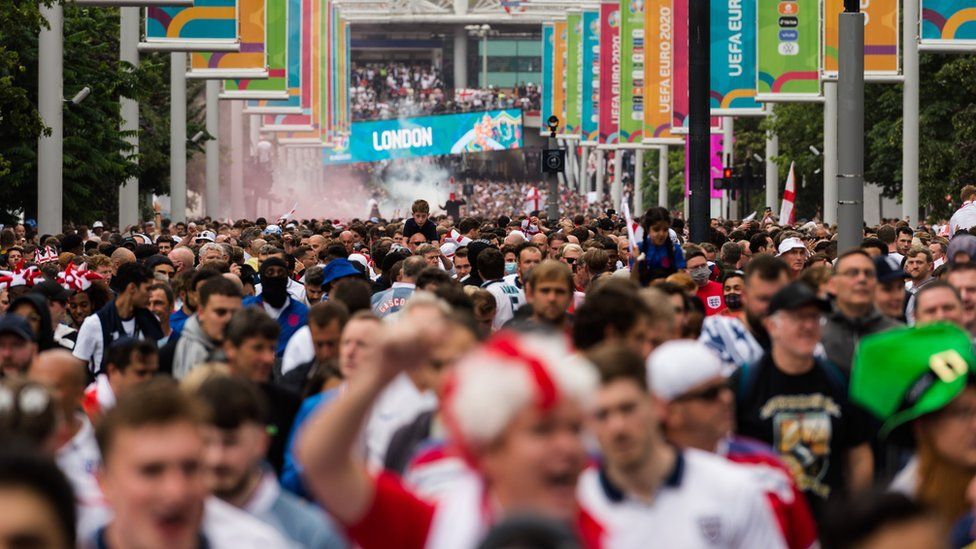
top-left (530, 232), bottom-right (548, 257)
top-left (28, 349), bottom-right (102, 514)
top-left (308, 234), bottom-right (327, 257)
top-left (109, 247), bottom-right (136, 283)
top-left (339, 231), bottom-right (356, 254)
top-left (168, 247), bottom-right (195, 274)
top-left (503, 231), bottom-right (526, 248)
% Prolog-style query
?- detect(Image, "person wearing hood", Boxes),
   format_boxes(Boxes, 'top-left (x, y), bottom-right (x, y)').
top-left (8, 293), bottom-right (56, 352)
top-left (243, 257), bottom-right (308, 357)
top-left (172, 277), bottom-right (243, 379)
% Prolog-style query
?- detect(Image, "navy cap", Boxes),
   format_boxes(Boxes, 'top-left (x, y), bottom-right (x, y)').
top-left (0, 315), bottom-right (35, 343)
top-left (767, 282), bottom-right (831, 316)
top-left (874, 254), bottom-right (908, 283)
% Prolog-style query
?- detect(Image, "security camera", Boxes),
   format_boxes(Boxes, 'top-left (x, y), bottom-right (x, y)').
top-left (68, 87), bottom-right (91, 105)
top-left (547, 115), bottom-right (559, 131)
top-left (808, 145), bottom-right (821, 156)
top-left (753, 153), bottom-right (764, 163)
top-left (189, 131), bottom-right (206, 144)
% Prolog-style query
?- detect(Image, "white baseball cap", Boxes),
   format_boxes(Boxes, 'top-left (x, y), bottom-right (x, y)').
top-left (647, 340), bottom-right (727, 401)
top-left (195, 230), bottom-right (216, 243)
top-left (92, 221), bottom-right (104, 228)
top-left (776, 237), bottom-right (807, 257)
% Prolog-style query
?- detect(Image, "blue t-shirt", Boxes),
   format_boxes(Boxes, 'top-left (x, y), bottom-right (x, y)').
top-left (280, 388), bottom-right (341, 498)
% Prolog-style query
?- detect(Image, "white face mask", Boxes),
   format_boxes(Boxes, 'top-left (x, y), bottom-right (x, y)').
top-left (690, 266), bottom-right (711, 285)
top-left (504, 262), bottom-right (517, 276)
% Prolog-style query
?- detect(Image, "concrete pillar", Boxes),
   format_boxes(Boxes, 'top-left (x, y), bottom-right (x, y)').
top-left (580, 145), bottom-right (590, 194)
top-left (765, 103), bottom-right (779, 209)
top-left (118, 7), bottom-right (140, 230)
top-left (169, 53), bottom-right (187, 223)
top-left (38, 1), bottom-right (63, 235)
top-left (634, 149), bottom-right (644, 214)
top-left (595, 149), bottom-right (605, 201)
top-left (611, 149), bottom-right (623, 207)
top-left (231, 101), bottom-right (245, 221)
top-left (453, 27), bottom-right (468, 89)
top-left (823, 80), bottom-right (838, 225)
top-left (658, 146), bottom-right (669, 208)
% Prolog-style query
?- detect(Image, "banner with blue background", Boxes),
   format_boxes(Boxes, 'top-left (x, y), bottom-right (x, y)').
top-left (322, 109), bottom-right (524, 164)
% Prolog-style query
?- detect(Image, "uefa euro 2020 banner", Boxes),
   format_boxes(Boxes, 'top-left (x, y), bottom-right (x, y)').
top-left (189, 0), bottom-right (267, 80)
top-left (565, 11), bottom-right (583, 136)
top-left (223, 0), bottom-right (289, 99)
top-left (582, 10), bottom-right (600, 143)
top-left (598, 0), bottom-right (620, 145)
top-left (920, 0), bottom-right (976, 51)
top-left (540, 23), bottom-right (554, 136)
top-left (711, 0), bottom-right (763, 115)
top-left (618, 0), bottom-right (644, 144)
top-left (756, 0), bottom-right (821, 102)
top-left (552, 21), bottom-right (568, 132)
top-left (823, 0), bottom-right (899, 78)
top-left (144, 0), bottom-right (239, 51)
top-left (322, 109), bottom-right (524, 165)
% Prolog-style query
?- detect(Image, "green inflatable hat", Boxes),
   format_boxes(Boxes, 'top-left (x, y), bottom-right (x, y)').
top-left (850, 322), bottom-right (975, 438)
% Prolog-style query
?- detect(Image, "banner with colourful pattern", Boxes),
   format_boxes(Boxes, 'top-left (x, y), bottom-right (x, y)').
top-left (711, 0), bottom-right (763, 114)
top-left (190, 0), bottom-right (267, 79)
top-left (921, 0), bottom-right (976, 50)
top-left (581, 10), bottom-right (600, 143)
top-left (245, 0), bottom-right (303, 114)
top-left (540, 23), bottom-right (554, 136)
top-left (756, 0), bottom-right (821, 102)
top-left (222, 0), bottom-right (288, 99)
top-left (598, 0), bottom-right (620, 144)
top-left (552, 20), bottom-right (567, 132)
top-left (824, 0), bottom-right (899, 77)
top-left (144, 0), bottom-right (239, 51)
top-left (618, 0), bottom-right (644, 143)
top-left (565, 12), bottom-right (582, 135)
top-left (642, 0), bottom-right (680, 144)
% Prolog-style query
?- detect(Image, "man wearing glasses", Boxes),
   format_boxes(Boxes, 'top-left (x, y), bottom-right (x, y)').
top-left (649, 340), bottom-right (817, 549)
top-left (821, 250), bottom-right (901, 373)
top-left (732, 282), bottom-right (874, 524)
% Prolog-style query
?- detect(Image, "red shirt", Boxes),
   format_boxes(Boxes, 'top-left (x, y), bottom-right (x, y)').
top-left (345, 472), bottom-right (604, 549)
top-left (696, 281), bottom-right (726, 316)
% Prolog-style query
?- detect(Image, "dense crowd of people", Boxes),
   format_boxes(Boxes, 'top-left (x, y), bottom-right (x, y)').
top-left (350, 61), bottom-right (541, 121)
top-left (6, 186), bottom-right (976, 547)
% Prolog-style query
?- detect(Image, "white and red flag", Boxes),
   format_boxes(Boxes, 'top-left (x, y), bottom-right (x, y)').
top-left (779, 162), bottom-right (797, 226)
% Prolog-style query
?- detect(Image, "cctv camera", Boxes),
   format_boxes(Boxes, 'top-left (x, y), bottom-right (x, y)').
top-left (547, 115), bottom-right (559, 130)
top-left (190, 131), bottom-right (206, 144)
top-left (70, 87), bottom-right (91, 105)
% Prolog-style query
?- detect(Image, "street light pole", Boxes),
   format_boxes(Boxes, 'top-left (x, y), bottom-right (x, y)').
top-left (119, 7), bottom-right (140, 230)
top-left (482, 34), bottom-right (488, 87)
top-left (38, 1), bottom-right (63, 235)
top-left (688, 0), bottom-right (710, 243)
top-left (837, 1), bottom-right (864, 252)
top-left (170, 53), bottom-right (187, 223)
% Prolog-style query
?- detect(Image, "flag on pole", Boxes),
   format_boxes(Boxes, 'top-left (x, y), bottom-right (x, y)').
top-left (524, 186), bottom-right (542, 214)
top-left (278, 202), bottom-right (298, 222)
top-left (779, 162), bottom-right (796, 226)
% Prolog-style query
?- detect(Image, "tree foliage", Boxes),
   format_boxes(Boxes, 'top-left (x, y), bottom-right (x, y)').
top-left (0, 1), bottom-right (204, 226)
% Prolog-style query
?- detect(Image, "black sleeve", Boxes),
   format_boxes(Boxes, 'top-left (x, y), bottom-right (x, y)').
top-left (156, 334), bottom-right (180, 378)
top-left (422, 221), bottom-right (439, 242)
top-left (402, 218), bottom-right (419, 237)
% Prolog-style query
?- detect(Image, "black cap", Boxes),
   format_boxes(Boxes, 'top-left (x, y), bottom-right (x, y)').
top-left (767, 282), bottom-right (831, 316)
top-left (874, 255), bottom-right (908, 283)
top-left (32, 280), bottom-right (71, 303)
top-left (0, 315), bottom-right (35, 343)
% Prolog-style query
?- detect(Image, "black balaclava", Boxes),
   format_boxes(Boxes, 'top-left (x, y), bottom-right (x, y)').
top-left (259, 257), bottom-right (289, 308)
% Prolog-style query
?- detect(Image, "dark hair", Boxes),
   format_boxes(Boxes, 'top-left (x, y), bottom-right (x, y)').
top-left (860, 237), bottom-right (888, 257)
top-left (198, 276), bottom-right (243, 309)
top-left (147, 283), bottom-right (174, 308)
top-left (304, 265), bottom-right (325, 287)
top-left (0, 446), bottom-right (77, 547)
top-left (96, 378), bottom-right (207, 463)
top-left (308, 300), bottom-right (350, 329)
top-left (749, 232), bottom-right (771, 254)
top-left (720, 242), bottom-right (741, 265)
top-left (640, 207), bottom-right (671, 235)
top-left (458, 217), bottom-right (479, 234)
top-left (586, 343), bottom-right (647, 392)
top-left (821, 491), bottom-right (936, 549)
top-left (195, 376), bottom-right (268, 430)
top-left (416, 267), bottom-right (455, 291)
top-left (914, 280), bottom-right (962, 315)
top-left (224, 308), bottom-right (280, 348)
top-left (329, 278), bottom-right (373, 314)
top-left (114, 262), bottom-right (154, 293)
top-left (877, 225), bottom-right (896, 244)
top-left (896, 226), bottom-right (914, 238)
top-left (402, 255), bottom-right (428, 281)
top-left (190, 267), bottom-right (222, 293)
top-left (105, 338), bottom-right (157, 374)
top-left (477, 247), bottom-right (505, 280)
top-left (744, 254), bottom-right (789, 284)
top-left (573, 281), bottom-right (650, 351)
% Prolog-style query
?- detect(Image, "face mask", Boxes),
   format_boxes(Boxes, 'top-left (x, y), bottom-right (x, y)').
top-left (690, 267), bottom-right (711, 285)
top-left (504, 262), bottom-right (517, 276)
top-left (261, 276), bottom-right (289, 308)
top-left (724, 293), bottom-right (742, 311)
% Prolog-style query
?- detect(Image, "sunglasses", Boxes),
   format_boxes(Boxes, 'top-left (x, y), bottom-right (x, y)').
top-left (674, 381), bottom-right (730, 403)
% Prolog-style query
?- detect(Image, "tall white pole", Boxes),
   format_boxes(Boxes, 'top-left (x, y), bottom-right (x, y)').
top-left (658, 146), bottom-right (669, 208)
top-left (169, 53), bottom-right (187, 222)
top-left (611, 148), bottom-right (623, 206)
top-left (481, 35), bottom-right (488, 88)
top-left (119, 7), bottom-right (140, 230)
top-left (453, 27), bottom-right (468, 88)
top-left (205, 81), bottom-right (220, 219)
top-left (37, 1), bottom-right (63, 235)
top-left (231, 101), bottom-right (246, 221)
top-left (595, 148), bottom-right (605, 201)
top-left (634, 148), bottom-right (644, 214)
top-left (579, 144), bottom-right (590, 194)
top-left (823, 80), bottom-right (838, 225)
top-left (902, 0), bottom-right (919, 224)
top-left (765, 104), bottom-right (779, 209)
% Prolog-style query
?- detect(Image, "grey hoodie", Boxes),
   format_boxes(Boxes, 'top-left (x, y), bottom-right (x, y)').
top-left (172, 315), bottom-right (220, 379)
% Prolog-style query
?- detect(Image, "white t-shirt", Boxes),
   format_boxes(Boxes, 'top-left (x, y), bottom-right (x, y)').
top-left (73, 315), bottom-right (138, 373)
top-left (482, 279), bottom-right (522, 330)
top-left (577, 448), bottom-right (787, 549)
top-left (364, 373), bottom-right (437, 470)
top-left (56, 414), bottom-right (109, 540)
